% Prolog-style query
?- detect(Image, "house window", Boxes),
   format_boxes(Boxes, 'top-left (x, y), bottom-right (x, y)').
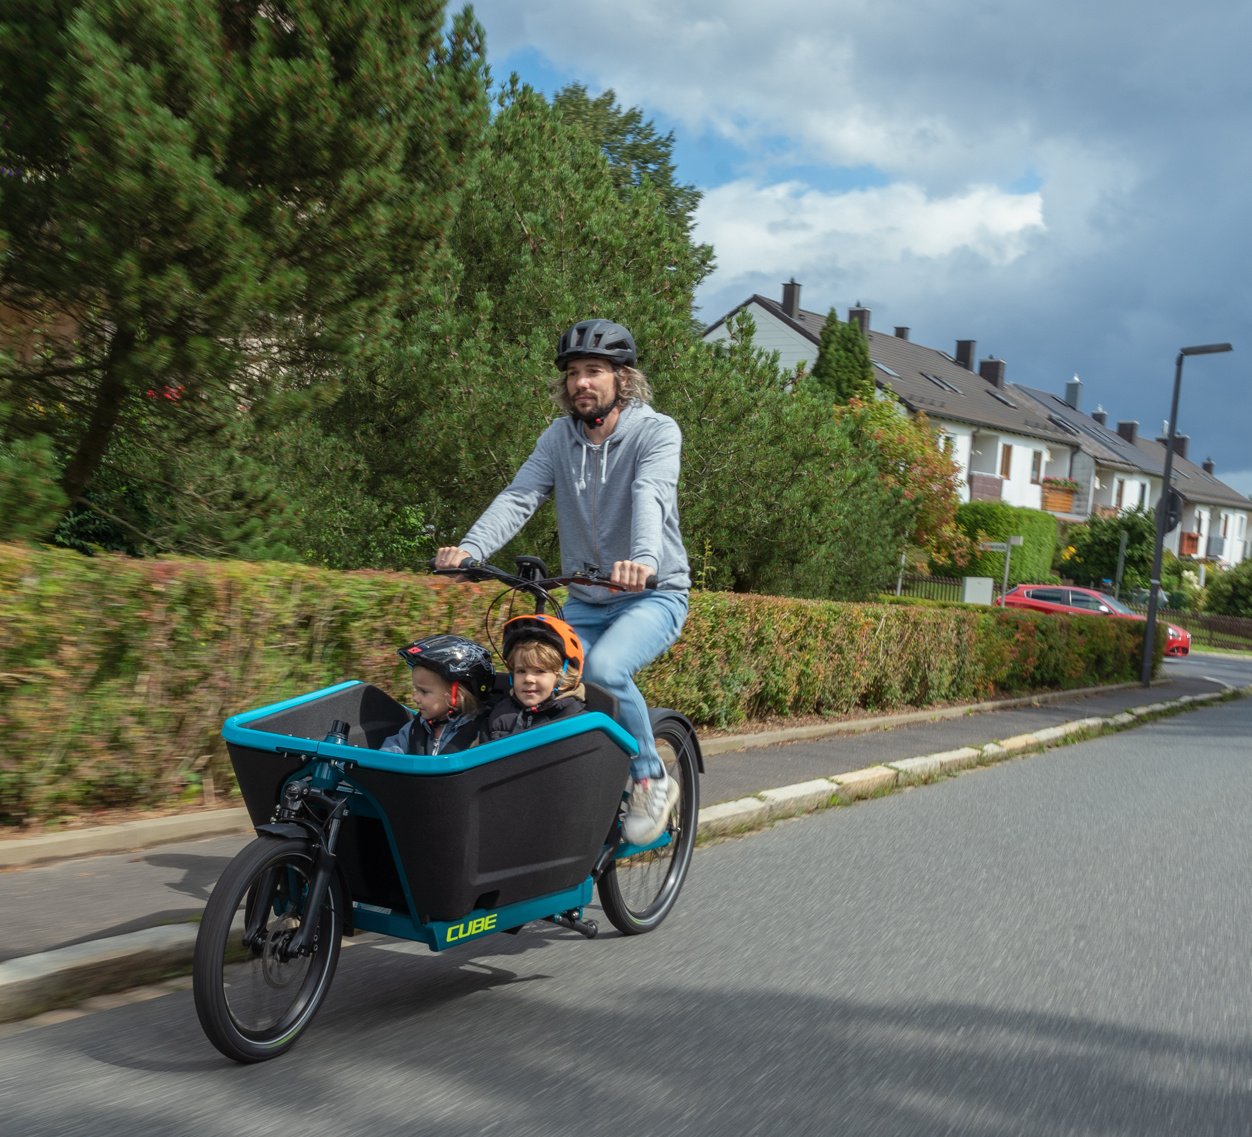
top-left (1114, 479), bottom-right (1125, 509)
top-left (1138, 483), bottom-right (1148, 507)
top-left (923, 372), bottom-right (963, 394)
top-left (1222, 514), bottom-right (1231, 537)
top-left (1030, 451), bottom-right (1043, 484)
top-left (999, 444), bottom-right (1012, 480)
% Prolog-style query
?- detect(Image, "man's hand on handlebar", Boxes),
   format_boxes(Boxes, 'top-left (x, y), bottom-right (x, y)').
top-left (434, 546), bottom-right (472, 575)
top-left (611, 559), bottom-right (655, 592)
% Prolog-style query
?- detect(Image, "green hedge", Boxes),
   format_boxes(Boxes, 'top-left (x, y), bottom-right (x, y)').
top-left (0, 543), bottom-right (1154, 827)
top-left (956, 502), bottom-right (1058, 584)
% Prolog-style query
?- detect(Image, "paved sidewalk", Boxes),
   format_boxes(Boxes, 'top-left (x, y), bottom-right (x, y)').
top-left (0, 671), bottom-right (1245, 1024)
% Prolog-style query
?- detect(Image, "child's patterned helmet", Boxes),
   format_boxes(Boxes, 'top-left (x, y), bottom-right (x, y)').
top-left (397, 635), bottom-right (495, 699)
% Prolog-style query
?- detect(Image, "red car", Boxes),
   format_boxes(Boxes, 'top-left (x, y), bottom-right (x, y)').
top-left (995, 584), bottom-right (1192, 656)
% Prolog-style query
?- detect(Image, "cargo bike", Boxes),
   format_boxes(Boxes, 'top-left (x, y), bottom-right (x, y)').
top-left (192, 557), bottom-right (702, 1063)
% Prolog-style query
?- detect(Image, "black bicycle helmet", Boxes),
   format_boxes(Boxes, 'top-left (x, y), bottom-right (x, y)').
top-left (396, 635), bottom-right (495, 700)
top-left (555, 319), bottom-right (637, 370)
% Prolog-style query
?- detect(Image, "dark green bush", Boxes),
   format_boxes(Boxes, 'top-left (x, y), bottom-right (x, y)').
top-left (954, 502), bottom-right (1058, 584)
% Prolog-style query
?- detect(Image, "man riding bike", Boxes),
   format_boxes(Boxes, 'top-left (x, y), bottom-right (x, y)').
top-left (435, 318), bottom-right (690, 845)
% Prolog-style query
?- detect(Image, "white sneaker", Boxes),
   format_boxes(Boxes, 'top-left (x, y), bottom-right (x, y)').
top-left (622, 768), bottom-right (680, 846)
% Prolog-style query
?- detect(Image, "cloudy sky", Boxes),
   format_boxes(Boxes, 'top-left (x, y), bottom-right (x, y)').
top-left (467, 0), bottom-right (1251, 495)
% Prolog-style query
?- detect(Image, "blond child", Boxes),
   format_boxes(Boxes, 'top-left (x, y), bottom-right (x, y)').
top-left (486, 615), bottom-right (585, 740)
top-left (380, 635), bottom-right (494, 756)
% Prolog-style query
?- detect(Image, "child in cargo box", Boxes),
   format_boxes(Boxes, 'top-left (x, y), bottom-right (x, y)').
top-left (486, 614), bottom-right (586, 740)
top-left (379, 635), bottom-right (494, 756)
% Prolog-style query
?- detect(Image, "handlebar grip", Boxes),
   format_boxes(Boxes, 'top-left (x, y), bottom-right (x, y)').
top-left (428, 557), bottom-right (481, 573)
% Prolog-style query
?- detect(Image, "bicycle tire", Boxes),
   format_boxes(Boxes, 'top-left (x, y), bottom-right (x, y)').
top-left (597, 715), bottom-right (699, 934)
top-left (193, 836), bottom-right (342, 1063)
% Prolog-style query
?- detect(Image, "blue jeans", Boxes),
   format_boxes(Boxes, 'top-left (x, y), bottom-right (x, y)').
top-left (562, 590), bottom-right (689, 780)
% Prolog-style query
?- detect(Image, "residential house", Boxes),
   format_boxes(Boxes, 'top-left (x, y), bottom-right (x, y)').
top-left (1012, 383), bottom-right (1250, 568)
top-left (703, 281), bottom-right (1250, 567)
top-left (703, 281), bottom-right (1081, 510)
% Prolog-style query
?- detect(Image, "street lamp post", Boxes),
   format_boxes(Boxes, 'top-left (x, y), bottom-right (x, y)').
top-left (1140, 342), bottom-right (1233, 685)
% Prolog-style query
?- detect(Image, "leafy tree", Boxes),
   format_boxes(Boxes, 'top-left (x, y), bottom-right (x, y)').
top-left (836, 401), bottom-right (971, 572)
top-left (0, 1), bottom-right (487, 547)
top-left (1203, 558), bottom-right (1252, 617)
top-left (1060, 507), bottom-right (1155, 589)
top-left (348, 79), bottom-right (712, 567)
top-left (806, 309), bottom-right (876, 402)
top-left (672, 314), bottom-right (963, 599)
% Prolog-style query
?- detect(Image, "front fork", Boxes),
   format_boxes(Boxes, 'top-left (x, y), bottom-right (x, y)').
top-left (247, 776), bottom-right (346, 960)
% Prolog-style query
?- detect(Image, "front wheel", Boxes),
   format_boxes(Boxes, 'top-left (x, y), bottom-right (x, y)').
top-left (597, 716), bottom-right (699, 935)
top-left (193, 836), bottom-right (342, 1063)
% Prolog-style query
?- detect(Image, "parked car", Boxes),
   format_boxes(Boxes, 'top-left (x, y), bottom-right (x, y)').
top-left (995, 585), bottom-right (1192, 656)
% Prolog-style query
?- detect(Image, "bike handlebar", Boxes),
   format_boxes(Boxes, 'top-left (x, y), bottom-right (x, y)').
top-left (429, 558), bottom-right (657, 592)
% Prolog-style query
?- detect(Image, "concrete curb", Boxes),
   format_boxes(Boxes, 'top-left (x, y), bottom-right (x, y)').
top-left (1, 682), bottom-right (1247, 1025)
top-left (0, 808), bottom-right (255, 870)
top-left (0, 924), bottom-right (197, 1023)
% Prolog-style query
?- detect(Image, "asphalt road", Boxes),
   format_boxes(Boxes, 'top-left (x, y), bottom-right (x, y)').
top-left (3, 687), bottom-right (1252, 1136)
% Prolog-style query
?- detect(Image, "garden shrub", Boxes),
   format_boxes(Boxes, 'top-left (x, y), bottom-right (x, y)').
top-left (954, 502), bottom-right (1058, 584)
top-left (0, 542), bottom-right (1150, 827)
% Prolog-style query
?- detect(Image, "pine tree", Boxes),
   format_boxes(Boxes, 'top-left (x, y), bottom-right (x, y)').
top-left (807, 308), bottom-right (877, 402)
top-left (365, 79), bottom-right (712, 565)
top-left (552, 83), bottom-right (713, 283)
top-left (0, 1), bottom-right (487, 547)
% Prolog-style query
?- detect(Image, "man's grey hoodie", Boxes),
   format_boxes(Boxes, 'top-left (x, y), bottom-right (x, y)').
top-left (459, 402), bottom-right (691, 603)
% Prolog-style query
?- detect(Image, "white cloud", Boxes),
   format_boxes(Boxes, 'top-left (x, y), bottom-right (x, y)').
top-left (696, 180), bottom-right (1044, 282)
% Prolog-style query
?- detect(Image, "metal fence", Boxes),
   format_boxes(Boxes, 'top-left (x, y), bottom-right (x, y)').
top-left (1125, 607), bottom-right (1252, 653)
top-left (896, 573), bottom-right (964, 603)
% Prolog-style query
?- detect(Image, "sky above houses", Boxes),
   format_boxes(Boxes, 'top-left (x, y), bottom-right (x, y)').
top-left (467, 0), bottom-right (1251, 497)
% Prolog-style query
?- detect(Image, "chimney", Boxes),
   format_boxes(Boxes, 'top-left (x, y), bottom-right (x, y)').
top-left (1154, 433), bottom-right (1190, 460)
top-left (1092, 404), bottom-right (1107, 426)
top-left (1065, 373), bottom-right (1082, 410)
top-left (781, 278), bottom-right (801, 318)
top-left (894, 326), bottom-right (910, 340)
top-left (979, 357), bottom-right (1006, 388)
top-left (955, 340), bottom-right (976, 371)
top-left (848, 301), bottom-right (870, 336)
top-left (1116, 421), bottom-right (1139, 444)
top-left (1203, 457), bottom-right (1215, 474)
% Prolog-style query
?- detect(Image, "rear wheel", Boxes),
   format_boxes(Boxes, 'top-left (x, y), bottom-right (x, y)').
top-left (193, 836), bottom-right (342, 1063)
top-left (597, 717), bottom-right (699, 934)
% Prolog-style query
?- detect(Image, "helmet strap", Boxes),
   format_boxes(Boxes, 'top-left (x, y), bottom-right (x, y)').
top-left (449, 681), bottom-right (459, 710)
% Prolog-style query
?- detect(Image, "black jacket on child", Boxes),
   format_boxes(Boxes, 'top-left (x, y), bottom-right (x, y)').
top-left (486, 683), bottom-right (585, 741)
